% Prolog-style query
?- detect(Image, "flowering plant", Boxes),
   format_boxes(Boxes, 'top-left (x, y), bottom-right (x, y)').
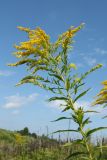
top-left (9, 24), bottom-right (107, 160)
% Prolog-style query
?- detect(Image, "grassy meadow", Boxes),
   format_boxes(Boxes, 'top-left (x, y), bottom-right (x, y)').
top-left (0, 128), bottom-right (106, 160)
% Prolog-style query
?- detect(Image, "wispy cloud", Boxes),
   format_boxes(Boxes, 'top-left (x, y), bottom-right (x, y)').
top-left (77, 63), bottom-right (84, 68)
top-left (0, 70), bottom-right (15, 76)
top-left (75, 100), bottom-right (107, 116)
top-left (2, 93), bottom-right (38, 109)
top-left (95, 48), bottom-right (107, 55)
top-left (47, 100), bottom-right (66, 110)
top-left (75, 101), bottom-right (90, 110)
top-left (46, 98), bottom-right (106, 118)
top-left (11, 110), bottom-right (20, 115)
top-left (48, 100), bottom-right (92, 112)
top-left (83, 57), bottom-right (97, 66)
top-left (88, 38), bottom-right (95, 41)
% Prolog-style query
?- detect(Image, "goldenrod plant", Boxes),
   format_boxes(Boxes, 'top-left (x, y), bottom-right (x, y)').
top-left (93, 80), bottom-right (107, 122)
top-left (9, 24), bottom-right (107, 160)
top-left (93, 80), bottom-right (107, 107)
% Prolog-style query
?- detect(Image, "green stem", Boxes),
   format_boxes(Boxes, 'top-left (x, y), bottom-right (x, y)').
top-left (63, 48), bottom-right (94, 160)
top-left (69, 98), bottom-right (94, 160)
top-left (80, 127), bottom-right (93, 160)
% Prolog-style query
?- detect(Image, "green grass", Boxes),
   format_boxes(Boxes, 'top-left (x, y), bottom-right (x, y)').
top-left (0, 128), bottom-right (106, 160)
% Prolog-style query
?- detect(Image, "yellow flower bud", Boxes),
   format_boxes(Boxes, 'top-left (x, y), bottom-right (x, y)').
top-left (69, 63), bottom-right (77, 69)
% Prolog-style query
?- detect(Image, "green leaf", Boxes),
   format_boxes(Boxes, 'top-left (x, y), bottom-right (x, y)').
top-left (16, 76), bottom-right (36, 86)
top-left (98, 151), bottom-right (102, 160)
top-left (32, 66), bottom-right (48, 73)
top-left (52, 129), bottom-right (78, 134)
top-left (102, 115), bottom-right (107, 119)
top-left (79, 64), bottom-right (102, 82)
top-left (51, 117), bottom-right (71, 122)
top-left (49, 73), bottom-right (64, 81)
top-left (84, 110), bottom-right (99, 113)
top-left (63, 139), bottom-right (83, 147)
top-left (65, 78), bottom-right (71, 91)
top-left (82, 118), bottom-right (91, 128)
top-left (65, 152), bottom-right (87, 159)
top-left (48, 96), bottom-right (68, 102)
top-left (74, 83), bottom-right (85, 95)
top-left (103, 104), bottom-right (107, 108)
top-left (86, 127), bottom-right (107, 137)
top-left (62, 106), bottom-right (71, 112)
top-left (8, 58), bottom-right (35, 66)
top-left (63, 142), bottom-right (73, 147)
top-left (74, 88), bottom-right (91, 102)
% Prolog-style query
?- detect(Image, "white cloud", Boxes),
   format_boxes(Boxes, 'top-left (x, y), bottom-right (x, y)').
top-left (12, 110), bottom-right (20, 115)
top-left (95, 48), bottom-right (107, 55)
top-left (75, 100), bottom-right (107, 116)
top-left (3, 93), bottom-right (38, 109)
top-left (47, 99), bottom-right (107, 117)
top-left (83, 57), bottom-right (97, 66)
top-left (48, 100), bottom-right (91, 111)
top-left (77, 63), bottom-right (84, 68)
top-left (0, 70), bottom-right (15, 76)
top-left (75, 101), bottom-right (90, 110)
top-left (88, 38), bottom-right (95, 41)
top-left (48, 100), bottom-right (66, 110)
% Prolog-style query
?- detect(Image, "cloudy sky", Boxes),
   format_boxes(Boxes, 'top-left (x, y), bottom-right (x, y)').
top-left (0, 0), bottom-right (107, 138)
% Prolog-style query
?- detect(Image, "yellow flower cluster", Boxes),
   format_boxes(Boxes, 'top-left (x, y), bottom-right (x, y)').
top-left (93, 80), bottom-right (107, 105)
top-left (55, 23), bottom-right (84, 48)
top-left (14, 27), bottom-right (50, 58)
top-left (69, 63), bottom-right (77, 70)
top-left (10, 24), bottom-right (83, 68)
top-left (14, 133), bottom-right (25, 144)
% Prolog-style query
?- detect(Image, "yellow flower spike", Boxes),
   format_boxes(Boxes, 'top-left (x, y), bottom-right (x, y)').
top-left (93, 78), bottom-right (107, 106)
top-left (98, 90), bottom-right (107, 96)
top-left (55, 23), bottom-right (84, 49)
top-left (102, 80), bottom-right (107, 86)
top-left (17, 26), bottom-right (30, 32)
top-left (15, 51), bottom-right (33, 57)
top-left (69, 63), bottom-right (77, 70)
top-left (14, 133), bottom-right (25, 144)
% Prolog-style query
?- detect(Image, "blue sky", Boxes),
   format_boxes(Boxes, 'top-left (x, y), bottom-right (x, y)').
top-left (0, 0), bottom-right (107, 139)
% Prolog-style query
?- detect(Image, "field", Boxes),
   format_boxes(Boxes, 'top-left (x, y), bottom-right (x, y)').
top-left (0, 128), bottom-right (106, 160)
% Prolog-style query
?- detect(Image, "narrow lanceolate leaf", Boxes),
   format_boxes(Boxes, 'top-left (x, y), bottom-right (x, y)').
top-left (65, 152), bottom-right (87, 160)
top-left (48, 96), bottom-right (68, 102)
top-left (8, 59), bottom-right (34, 66)
top-left (62, 106), bottom-right (70, 112)
top-left (65, 78), bottom-right (71, 91)
top-left (82, 118), bottom-right (91, 128)
top-left (51, 116), bottom-right (72, 122)
top-left (63, 139), bottom-right (83, 147)
top-left (52, 129), bottom-right (78, 134)
top-left (49, 73), bottom-right (64, 81)
top-left (74, 83), bottom-right (85, 94)
top-left (74, 88), bottom-right (91, 102)
top-left (16, 76), bottom-right (36, 86)
top-left (63, 142), bottom-right (73, 147)
top-left (102, 115), bottom-right (107, 119)
top-left (84, 110), bottom-right (99, 113)
top-left (103, 104), bottom-right (107, 108)
top-left (79, 64), bottom-right (102, 82)
top-left (86, 127), bottom-right (107, 137)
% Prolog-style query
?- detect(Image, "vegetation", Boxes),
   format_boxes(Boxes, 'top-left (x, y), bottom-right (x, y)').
top-left (9, 24), bottom-right (107, 159)
top-left (0, 128), bottom-right (106, 160)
